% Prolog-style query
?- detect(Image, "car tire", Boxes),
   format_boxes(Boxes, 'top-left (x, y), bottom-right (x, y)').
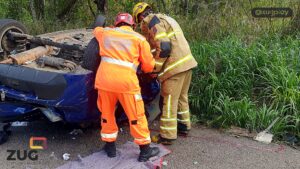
top-left (81, 38), bottom-right (101, 72)
top-left (0, 19), bottom-right (27, 60)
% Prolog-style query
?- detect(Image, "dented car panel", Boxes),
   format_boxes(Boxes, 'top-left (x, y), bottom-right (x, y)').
top-left (0, 66), bottom-right (99, 123)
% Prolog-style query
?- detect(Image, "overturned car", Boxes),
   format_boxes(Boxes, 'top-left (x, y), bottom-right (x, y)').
top-left (0, 17), bottom-right (160, 144)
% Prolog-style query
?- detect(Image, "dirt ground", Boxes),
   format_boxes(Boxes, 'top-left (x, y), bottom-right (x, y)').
top-left (0, 121), bottom-right (299, 169)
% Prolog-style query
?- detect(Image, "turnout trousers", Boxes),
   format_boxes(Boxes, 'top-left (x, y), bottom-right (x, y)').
top-left (97, 90), bottom-right (151, 145)
top-left (160, 70), bottom-right (193, 139)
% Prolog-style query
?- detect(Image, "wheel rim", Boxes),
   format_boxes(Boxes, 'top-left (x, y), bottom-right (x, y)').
top-left (0, 26), bottom-right (25, 53)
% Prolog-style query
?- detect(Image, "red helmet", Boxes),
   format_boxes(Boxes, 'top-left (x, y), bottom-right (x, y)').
top-left (114, 13), bottom-right (135, 27)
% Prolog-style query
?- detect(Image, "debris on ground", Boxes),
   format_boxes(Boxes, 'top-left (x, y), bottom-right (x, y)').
top-left (63, 153), bottom-right (71, 161)
top-left (193, 161), bottom-right (198, 165)
top-left (56, 141), bottom-right (171, 169)
top-left (282, 133), bottom-right (300, 150)
top-left (254, 117), bottom-right (279, 144)
top-left (255, 132), bottom-right (274, 144)
top-left (162, 161), bottom-right (168, 166)
top-left (50, 152), bottom-right (58, 160)
top-left (283, 133), bottom-right (298, 145)
top-left (226, 126), bottom-right (256, 138)
top-left (69, 129), bottom-right (83, 135)
top-left (77, 154), bottom-right (83, 162)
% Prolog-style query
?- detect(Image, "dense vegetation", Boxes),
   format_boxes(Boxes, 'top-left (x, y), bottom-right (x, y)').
top-left (0, 0), bottom-right (299, 139)
top-left (190, 36), bottom-right (300, 140)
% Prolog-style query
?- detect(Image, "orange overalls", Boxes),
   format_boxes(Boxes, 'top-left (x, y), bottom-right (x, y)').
top-left (94, 26), bottom-right (155, 145)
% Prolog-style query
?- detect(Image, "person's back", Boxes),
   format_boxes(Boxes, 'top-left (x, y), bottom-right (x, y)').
top-left (94, 26), bottom-right (153, 93)
top-left (93, 13), bottom-right (159, 162)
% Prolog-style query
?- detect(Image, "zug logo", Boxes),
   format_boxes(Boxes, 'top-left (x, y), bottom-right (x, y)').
top-left (7, 137), bottom-right (47, 161)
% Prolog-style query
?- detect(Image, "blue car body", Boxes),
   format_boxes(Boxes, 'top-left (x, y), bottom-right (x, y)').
top-left (0, 64), bottom-right (160, 123)
top-left (0, 64), bottom-right (98, 123)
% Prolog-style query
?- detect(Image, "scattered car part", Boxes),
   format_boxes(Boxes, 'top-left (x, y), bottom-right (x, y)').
top-left (69, 129), bottom-right (83, 135)
top-left (0, 19), bottom-right (28, 60)
top-left (0, 46), bottom-right (52, 64)
top-left (254, 117), bottom-right (279, 144)
top-left (39, 107), bottom-right (63, 122)
top-left (37, 56), bottom-right (77, 71)
top-left (8, 32), bottom-right (86, 52)
top-left (50, 152), bottom-right (58, 160)
top-left (63, 153), bottom-right (71, 161)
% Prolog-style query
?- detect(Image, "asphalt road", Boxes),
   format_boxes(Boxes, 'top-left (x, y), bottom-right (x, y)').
top-left (0, 121), bottom-right (299, 169)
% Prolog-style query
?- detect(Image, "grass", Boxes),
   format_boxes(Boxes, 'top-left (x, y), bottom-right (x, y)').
top-left (189, 35), bottom-right (300, 139)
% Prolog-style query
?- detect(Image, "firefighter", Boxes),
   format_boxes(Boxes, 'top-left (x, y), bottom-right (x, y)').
top-left (94, 13), bottom-right (159, 162)
top-left (133, 2), bottom-right (198, 145)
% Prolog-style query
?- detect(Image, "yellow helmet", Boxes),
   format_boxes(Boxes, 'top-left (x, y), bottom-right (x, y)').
top-left (132, 2), bottom-right (151, 23)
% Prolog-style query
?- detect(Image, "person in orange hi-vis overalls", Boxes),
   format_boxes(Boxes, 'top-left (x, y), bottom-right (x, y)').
top-left (93, 13), bottom-right (159, 162)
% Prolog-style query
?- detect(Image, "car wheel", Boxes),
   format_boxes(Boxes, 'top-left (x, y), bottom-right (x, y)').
top-left (81, 38), bottom-right (101, 72)
top-left (0, 19), bottom-right (28, 61)
top-left (0, 131), bottom-right (9, 145)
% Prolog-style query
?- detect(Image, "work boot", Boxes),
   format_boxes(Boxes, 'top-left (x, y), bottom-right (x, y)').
top-left (178, 123), bottom-right (190, 137)
top-left (138, 144), bottom-right (160, 162)
top-left (178, 130), bottom-right (189, 137)
top-left (151, 134), bottom-right (174, 145)
top-left (104, 142), bottom-right (116, 158)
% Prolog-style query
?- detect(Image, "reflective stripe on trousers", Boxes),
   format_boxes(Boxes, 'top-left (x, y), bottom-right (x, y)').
top-left (159, 70), bottom-right (193, 139)
top-left (101, 131), bottom-right (118, 139)
top-left (134, 136), bottom-right (151, 144)
top-left (101, 56), bottom-right (138, 71)
top-left (160, 126), bottom-right (176, 130)
top-left (98, 90), bottom-right (151, 145)
top-left (178, 110), bottom-right (189, 114)
top-left (178, 110), bottom-right (190, 122)
top-left (167, 95), bottom-right (171, 118)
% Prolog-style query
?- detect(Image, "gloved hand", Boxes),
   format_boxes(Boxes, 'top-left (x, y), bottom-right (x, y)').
top-left (149, 73), bottom-right (158, 78)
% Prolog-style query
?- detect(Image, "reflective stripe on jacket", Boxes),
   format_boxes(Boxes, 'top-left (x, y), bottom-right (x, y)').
top-left (140, 14), bottom-right (198, 81)
top-left (94, 26), bottom-right (155, 93)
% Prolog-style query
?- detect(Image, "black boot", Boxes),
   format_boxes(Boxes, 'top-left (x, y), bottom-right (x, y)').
top-left (138, 144), bottom-right (160, 162)
top-left (178, 123), bottom-right (190, 137)
top-left (104, 142), bottom-right (116, 158)
top-left (178, 130), bottom-right (189, 136)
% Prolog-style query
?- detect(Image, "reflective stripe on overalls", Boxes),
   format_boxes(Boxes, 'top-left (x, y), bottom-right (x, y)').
top-left (101, 131), bottom-right (118, 139)
top-left (101, 56), bottom-right (138, 71)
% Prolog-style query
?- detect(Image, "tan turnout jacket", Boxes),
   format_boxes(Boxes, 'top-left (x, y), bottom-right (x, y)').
top-left (140, 13), bottom-right (198, 81)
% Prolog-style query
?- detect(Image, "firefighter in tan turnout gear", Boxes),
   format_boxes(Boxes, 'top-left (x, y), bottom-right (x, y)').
top-left (133, 2), bottom-right (198, 145)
